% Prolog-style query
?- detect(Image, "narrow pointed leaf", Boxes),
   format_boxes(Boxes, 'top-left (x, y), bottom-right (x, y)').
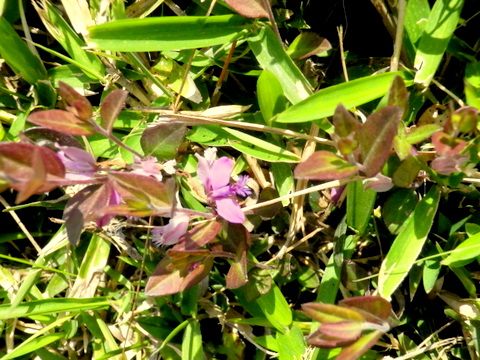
top-left (413, 0), bottom-right (464, 86)
top-left (275, 71), bottom-right (413, 123)
top-left (58, 81), bottom-right (93, 120)
top-left (295, 151), bottom-right (358, 180)
top-left (336, 330), bottom-right (383, 360)
top-left (356, 106), bottom-right (402, 177)
top-left (339, 296), bottom-right (392, 323)
top-left (301, 302), bottom-right (365, 323)
top-left (441, 231), bottom-right (480, 267)
top-left (378, 186), bottom-right (440, 298)
top-left (87, 15), bottom-right (251, 52)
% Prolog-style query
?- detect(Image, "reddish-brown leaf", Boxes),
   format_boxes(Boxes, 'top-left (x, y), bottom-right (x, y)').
top-left (109, 172), bottom-right (175, 213)
top-left (0, 143), bottom-right (65, 201)
top-left (179, 220), bottom-right (222, 250)
top-left (224, 0), bottom-right (269, 18)
top-left (339, 296), bottom-right (392, 323)
top-left (301, 302), bottom-right (365, 323)
top-left (28, 110), bottom-right (95, 136)
top-left (22, 127), bottom-right (84, 148)
top-left (306, 328), bottom-right (357, 349)
top-left (58, 81), bottom-right (93, 120)
top-left (336, 331), bottom-right (383, 360)
top-left (294, 151), bottom-right (358, 180)
top-left (288, 32), bottom-right (332, 60)
top-left (100, 90), bottom-right (128, 134)
top-left (431, 131), bottom-right (467, 156)
top-left (333, 104), bottom-right (360, 138)
top-left (318, 321), bottom-right (364, 342)
top-left (388, 75), bottom-right (409, 116)
top-left (15, 146), bottom-right (47, 203)
top-left (63, 182), bottom-right (113, 245)
top-left (356, 106), bottom-right (402, 177)
top-left (145, 255), bottom-right (214, 297)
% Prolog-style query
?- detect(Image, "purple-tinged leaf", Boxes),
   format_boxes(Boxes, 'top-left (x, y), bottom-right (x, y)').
top-left (63, 182), bottom-right (113, 245)
top-left (58, 81), bottom-right (93, 120)
top-left (446, 106), bottom-right (479, 134)
top-left (333, 104), bottom-right (360, 138)
top-left (226, 258), bottom-right (248, 289)
top-left (431, 154), bottom-right (468, 175)
top-left (15, 146), bottom-right (47, 203)
top-left (0, 142), bottom-right (65, 201)
top-left (145, 255), bottom-right (214, 297)
top-left (109, 172), bottom-right (175, 213)
top-left (22, 127), bottom-right (84, 148)
top-left (388, 75), bottom-right (409, 115)
top-left (356, 106), bottom-right (402, 177)
top-left (100, 90), bottom-right (128, 134)
top-left (306, 329), bottom-right (357, 349)
top-left (318, 321), bottom-right (364, 342)
top-left (224, 0), bottom-right (269, 18)
top-left (140, 123), bottom-right (187, 160)
top-left (336, 330), bottom-right (383, 360)
top-left (339, 296), bottom-right (392, 323)
top-left (301, 302), bottom-right (365, 323)
top-left (431, 132), bottom-right (467, 156)
top-left (28, 110), bottom-right (95, 136)
top-left (180, 220), bottom-right (222, 250)
top-left (288, 32), bottom-right (332, 60)
top-left (294, 151), bottom-right (358, 180)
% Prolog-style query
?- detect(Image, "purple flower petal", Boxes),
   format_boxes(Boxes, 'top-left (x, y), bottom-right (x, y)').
top-left (152, 212), bottom-right (190, 246)
top-left (57, 146), bottom-right (96, 179)
top-left (210, 157), bottom-right (234, 190)
top-left (215, 197), bottom-right (245, 224)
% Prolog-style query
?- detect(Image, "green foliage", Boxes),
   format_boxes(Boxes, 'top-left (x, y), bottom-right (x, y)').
top-left (1, 0), bottom-right (480, 359)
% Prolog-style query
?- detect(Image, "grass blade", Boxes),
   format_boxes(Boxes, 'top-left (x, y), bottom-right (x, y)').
top-left (87, 15), bottom-right (251, 51)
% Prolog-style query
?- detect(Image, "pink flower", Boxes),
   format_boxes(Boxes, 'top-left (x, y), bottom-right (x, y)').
top-left (95, 186), bottom-right (122, 227)
top-left (152, 212), bottom-right (190, 246)
top-left (195, 149), bottom-right (251, 224)
top-left (130, 156), bottom-right (164, 181)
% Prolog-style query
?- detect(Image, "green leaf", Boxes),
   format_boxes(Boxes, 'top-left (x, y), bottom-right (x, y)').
top-left (141, 123), bottom-right (187, 160)
top-left (254, 284), bottom-right (293, 333)
top-left (220, 127), bottom-right (301, 162)
top-left (346, 181), bottom-right (376, 237)
top-left (465, 60), bottom-right (480, 109)
top-left (274, 72), bottom-right (413, 124)
top-left (248, 26), bottom-right (313, 104)
top-left (0, 17), bottom-right (47, 84)
top-left (0, 298), bottom-right (111, 320)
top-left (36, 1), bottom-right (105, 79)
top-left (276, 325), bottom-right (307, 360)
top-left (441, 231), bottom-right (480, 267)
top-left (182, 320), bottom-right (205, 360)
top-left (257, 70), bottom-right (289, 124)
top-left (287, 31), bottom-right (332, 60)
top-left (378, 186), bottom-right (441, 299)
top-left (413, 0), bottom-right (464, 87)
top-left (404, 0), bottom-right (430, 62)
top-left (87, 15), bottom-right (251, 51)
top-left (382, 189), bottom-right (418, 235)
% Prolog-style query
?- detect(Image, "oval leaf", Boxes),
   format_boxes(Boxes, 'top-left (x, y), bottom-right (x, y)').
top-left (28, 110), bottom-right (95, 136)
top-left (294, 151), bottom-right (358, 180)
